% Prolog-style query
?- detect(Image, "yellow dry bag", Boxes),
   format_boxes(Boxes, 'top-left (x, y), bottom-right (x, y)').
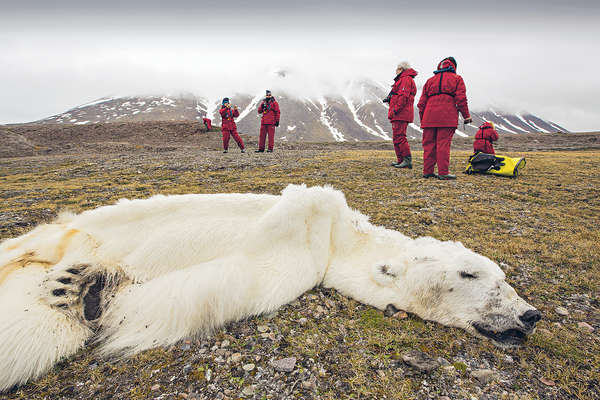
top-left (465, 152), bottom-right (526, 178)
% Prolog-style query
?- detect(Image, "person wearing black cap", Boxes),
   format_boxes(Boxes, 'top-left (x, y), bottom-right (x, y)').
top-left (256, 90), bottom-right (280, 152)
top-left (219, 97), bottom-right (245, 153)
top-left (417, 57), bottom-right (472, 179)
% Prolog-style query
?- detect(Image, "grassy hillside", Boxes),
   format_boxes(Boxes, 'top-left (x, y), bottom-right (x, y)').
top-left (0, 147), bottom-right (598, 399)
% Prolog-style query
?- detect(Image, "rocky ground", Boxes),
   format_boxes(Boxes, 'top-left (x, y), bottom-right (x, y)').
top-left (0, 123), bottom-right (599, 399)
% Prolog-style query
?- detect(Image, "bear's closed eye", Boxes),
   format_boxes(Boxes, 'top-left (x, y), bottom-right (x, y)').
top-left (460, 271), bottom-right (478, 279)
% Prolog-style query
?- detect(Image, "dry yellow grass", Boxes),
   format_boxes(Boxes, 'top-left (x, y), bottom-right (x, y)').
top-left (0, 149), bottom-right (598, 399)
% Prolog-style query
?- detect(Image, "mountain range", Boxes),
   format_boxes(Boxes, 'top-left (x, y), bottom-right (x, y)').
top-left (32, 80), bottom-right (568, 142)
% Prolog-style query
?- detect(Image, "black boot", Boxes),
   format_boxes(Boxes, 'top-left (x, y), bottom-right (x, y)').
top-left (241, 149), bottom-right (245, 153)
top-left (438, 174), bottom-right (457, 180)
top-left (267, 149), bottom-right (273, 153)
top-left (223, 149), bottom-right (228, 153)
top-left (255, 149), bottom-right (264, 153)
top-left (394, 155), bottom-right (412, 169)
top-left (423, 173), bottom-right (438, 179)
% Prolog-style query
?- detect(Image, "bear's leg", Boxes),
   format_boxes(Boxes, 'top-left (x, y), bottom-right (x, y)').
top-left (0, 266), bottom-right (92, 392)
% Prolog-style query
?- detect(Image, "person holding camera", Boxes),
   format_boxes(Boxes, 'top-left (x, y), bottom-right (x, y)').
top-left (417, 57), bottom-right (472, 180)
top-left (385, 61), bottom-right (418, 169)
top-left (219, 97), bottom-right (245, 153)
top-left (256, 90), bottom-right (280, 153)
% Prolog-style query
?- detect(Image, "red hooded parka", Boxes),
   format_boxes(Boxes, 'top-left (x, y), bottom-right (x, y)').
top-left (473, 122), bottom-right (499, 154)
top-left (417, 59), bottom-right (471, 128)
top-left (258, 98), bottom-right (280, 125)
top-left (388, 68), bottom-right (418, 122)
top-left (219, 106), bottom-right (244, 150)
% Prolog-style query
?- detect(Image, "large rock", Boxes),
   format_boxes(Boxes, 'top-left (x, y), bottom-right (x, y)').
top-left (402, 350), bottom-right (440, 372)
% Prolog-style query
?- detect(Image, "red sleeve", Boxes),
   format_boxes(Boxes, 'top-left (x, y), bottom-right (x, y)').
top-left (233, 109), bottom-right (240, 118)
top-left (455, 76), bottom-right (470, 119)
top-left (274, 101), bottom-right (280, 123)
top-left (417, 82), bottom-right (429, 121)
top-left (488, 129), bottom-right (499, 142)
top-left (393, 77), bottom-right (412, 114)
top-left (219, 108), bottom-right (227, 117)
top-left (258, 101), bottom-right (264, 114)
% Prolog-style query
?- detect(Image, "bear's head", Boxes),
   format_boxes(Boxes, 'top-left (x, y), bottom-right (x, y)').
top-left (370, 237), bottom-right (541, 347)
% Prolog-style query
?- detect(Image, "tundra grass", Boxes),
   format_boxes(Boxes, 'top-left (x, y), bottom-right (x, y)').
top-left (0, 150), bottom-right (598, 399)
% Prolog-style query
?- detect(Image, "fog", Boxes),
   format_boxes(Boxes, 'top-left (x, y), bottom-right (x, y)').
top-left (1, 0), bottom-right (599, 130)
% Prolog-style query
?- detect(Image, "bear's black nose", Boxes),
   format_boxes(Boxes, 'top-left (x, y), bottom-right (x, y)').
top-left (519, 309), bottom-right (542, 328)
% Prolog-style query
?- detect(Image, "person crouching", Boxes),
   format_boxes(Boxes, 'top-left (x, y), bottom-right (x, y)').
top-left (386, 61), bottom-right (418, 169)
top-left (473, 122), bottom-right (499, 155)
top-left (219, 98), bottom-right (245, 153)
top-left (256, 90), bottom-right (280, 153)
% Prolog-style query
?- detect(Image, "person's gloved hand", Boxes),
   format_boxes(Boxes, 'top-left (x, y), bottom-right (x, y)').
top-left (275, 121), bottom-right (279, 127)
top-left (464, 117), bottom-right (473, 124)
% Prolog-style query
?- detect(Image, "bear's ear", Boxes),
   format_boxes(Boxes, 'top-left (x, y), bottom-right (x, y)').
top-left (370, 263), bottom-right (400, 287)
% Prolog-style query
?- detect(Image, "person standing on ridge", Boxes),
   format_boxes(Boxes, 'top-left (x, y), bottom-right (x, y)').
top-left (219, 98), bottom-right (245, 154)
top-left (473, 121), bottom-right (499, 154)
top-left (256, 90), bottom-right (280, 153)
top-left (417, 57), bottom-right (472, 179)
top-left (385, 61), bottom-right (418, 169)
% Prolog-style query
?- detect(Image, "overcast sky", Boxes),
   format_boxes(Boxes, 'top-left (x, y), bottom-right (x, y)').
top-left (1, 0), bottom-right (599, 131)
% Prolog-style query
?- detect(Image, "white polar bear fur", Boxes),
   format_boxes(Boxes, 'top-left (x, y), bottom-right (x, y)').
top-left (0, 184), bottom-right (538, 391)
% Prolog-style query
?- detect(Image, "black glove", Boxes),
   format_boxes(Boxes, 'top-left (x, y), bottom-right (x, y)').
top-left (464, 118), bottom-right (473, 124)
top-left (275, 121), bottom-right (279, 127)
top-left (382, 96), bottom-right (391, 103)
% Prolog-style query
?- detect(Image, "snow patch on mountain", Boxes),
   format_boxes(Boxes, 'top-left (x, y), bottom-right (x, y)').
top-left (343, 96), bottom-right (390, 140)
top-left (318, 98), bottom-right (345, 142)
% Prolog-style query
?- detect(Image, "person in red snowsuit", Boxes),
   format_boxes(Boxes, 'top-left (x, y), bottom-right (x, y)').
top-left (219, 98), bottom-right (245, 153)
top-left (417, 57), bottom-right (472, 179)
top-left (256, 90), bottom-right (280, 152)
top-left (473, 122), bottom-right (499, 154)
top-left (202, 117), bottom-right (212, 131)
top-left (386, 62), bottom-right (418, 169)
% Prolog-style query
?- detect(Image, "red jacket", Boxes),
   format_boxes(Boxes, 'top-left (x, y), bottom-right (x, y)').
top-left (388, 68), bottom-right (418, 122)
top-left (473, 122), bottom-right (499, 154)
top-left (258, 98), bottom-right (280, 125)
top-left (219, 107), bottom-right (239, 130)
top-left (417, 59), bottom-right (470, 128)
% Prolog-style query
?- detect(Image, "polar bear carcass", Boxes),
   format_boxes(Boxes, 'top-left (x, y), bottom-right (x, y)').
top-left (0, 184), bottom-right (541, 391)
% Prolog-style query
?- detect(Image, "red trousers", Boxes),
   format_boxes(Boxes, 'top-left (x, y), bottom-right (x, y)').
top-left (392, 121), bottom-right (411, 162)
top-left (422, 127), bottom-right (455, 175)
top-left (259, 124), bottom-right (276, 151)
top-left (203, 118), bottom-right (212, 130)
top-left (222, 128), bottom-right (244, 150)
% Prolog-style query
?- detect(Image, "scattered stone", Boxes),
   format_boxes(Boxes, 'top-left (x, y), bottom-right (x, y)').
top-left (377, 369), bottom-right (386, 379)
top-left (257, 325), bottom-right (269, 333)
top-left (182, 364), bottom-right (192, 374)
top-left (316, 305), bottom-right (326, 314)
top-left (271, 357), bottom-right (297, 372)
top-left (577, 322), bottom-right (594, 333)
top-left (220, 339), bottom-right (230, 348)
top-left (436, 357), bottom-right (450, 366)
top-left (242, 385), bottom-right (255, 397)
top-left (231, 353), bottom-right (243, 363)
top-left (178, 393), bottom-right (188, 399)
top-left (402, 350), bottom-right (440, 372)
top-left (503, 355), bottom-right (514, 364)
top-left (151, 384), bottom-right (160, 391)
top-left (555, 307), bottom-right (569, 317)
top-left (471, 369), bottom-right (498, 385)
top-left (540, 377), bottom-right (556, 386)
top-left (301, 375), bottom-right (317, 390)
top-left (298, 317), bottom-right (308, 325)
top-left (439, 397), bottom-right (451, 400)
top-left (242, 363), bottom-right (255, 372)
